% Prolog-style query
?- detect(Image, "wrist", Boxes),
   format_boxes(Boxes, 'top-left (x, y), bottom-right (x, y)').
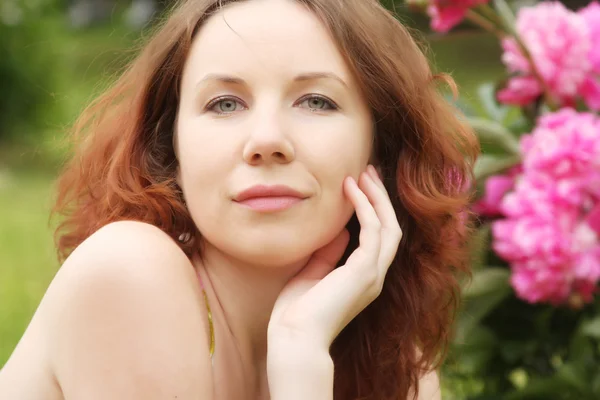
top-left (267, 338), bottom-right (334, 400)
top-left (267, 341), bottom-right (332, 372)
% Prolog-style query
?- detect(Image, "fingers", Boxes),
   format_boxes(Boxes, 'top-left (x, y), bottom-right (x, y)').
top-left (367, 165), bottom-right (387, 193)
top-left (343, 176), bottom-right (382, 269)
top-left (355, 167), bottom-right (403, 275)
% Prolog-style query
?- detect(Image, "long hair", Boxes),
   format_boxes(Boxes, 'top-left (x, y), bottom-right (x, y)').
top-left (53, 1), bottom-right (479, 398)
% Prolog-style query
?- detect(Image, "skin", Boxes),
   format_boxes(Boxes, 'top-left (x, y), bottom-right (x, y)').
top-left (0, 0), bottom-right (441, 398)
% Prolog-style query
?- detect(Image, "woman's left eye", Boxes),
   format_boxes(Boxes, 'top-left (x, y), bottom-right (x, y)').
top-left (298, 95), bottom-right (339, 112)
top-left (206, 97), bottom-right (245, 115)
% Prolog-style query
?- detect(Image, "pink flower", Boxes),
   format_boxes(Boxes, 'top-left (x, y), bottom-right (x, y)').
top-left (495, 217), bottom-right (600, 304)
top-left (427, 0), bottom-right (488, 33)
top-left (510, 264), bottom-right (572, 304)
top-left (473, 168), bottom-right (520, 217)
top-left (586, 204), bottom-right (600, 235)
top-left (491, 109), bottom-right (600, 305)
top-left (580, 77), bottom-right (600, 110)
top-left (493, 215), bottom-right (573, 266)
top-left (522, 109), bottom-right (600, 179)
top-left (497, 76), bottom-right (541, 106)
top-left (498, 2), bottom-right (600, 110)
top-left (501, 175), bottom-right (582, 218)
top-left (579, 2), bottom-right (600, 73)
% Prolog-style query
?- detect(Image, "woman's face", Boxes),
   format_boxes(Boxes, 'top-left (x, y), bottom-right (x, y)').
top-left (176, 0), bottom-right (373, 267)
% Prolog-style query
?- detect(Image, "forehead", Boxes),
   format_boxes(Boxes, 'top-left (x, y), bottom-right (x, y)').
top-left (183, 0), bottom-right (354, 83)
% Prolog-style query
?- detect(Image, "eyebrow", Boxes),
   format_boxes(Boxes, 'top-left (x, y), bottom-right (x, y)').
top-left (195, 72), bottom-right (349, 89)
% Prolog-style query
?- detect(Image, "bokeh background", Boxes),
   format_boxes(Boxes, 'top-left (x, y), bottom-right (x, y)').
top-left (2, 0), bottom-right (599, 399)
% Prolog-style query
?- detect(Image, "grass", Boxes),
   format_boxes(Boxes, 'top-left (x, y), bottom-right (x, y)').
top-left (0, 169), bottom-right (59, 362)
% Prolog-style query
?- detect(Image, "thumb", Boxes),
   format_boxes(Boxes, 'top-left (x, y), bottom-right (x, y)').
top-left (294, 229), bottom-right (350, 281)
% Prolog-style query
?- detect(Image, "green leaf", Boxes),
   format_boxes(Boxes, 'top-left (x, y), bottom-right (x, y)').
top-left (555, 363), bottom-right (588, 394)
top-left (504, 377), bottom-right (578, 400)
top-left (476, 82), bottom-right (508, 122)
top-left (581, 317), bottom-right (600, 338)
top-left (592, 371), bottom-right (600, 396)
top-left (474, 154), bottom-right (521, 181)
top-left (463, 267), bottom-right (511, 298)
top-left (469, 223), bottom-right (492, 271)
top-left (492, 0), bottom-right (517, 36)
top-left (455, 267), bottom-right (512, 343)
top-left (452, 325), bottom-right (498, 375)
top-left (499, 341), bottom-right (537, 364)
top-left (504, 361), bottom-right (593, 400)
top-left (468, 117), bottom-right (521, 155)
top-left (569, 327), bottom-right (595, 366)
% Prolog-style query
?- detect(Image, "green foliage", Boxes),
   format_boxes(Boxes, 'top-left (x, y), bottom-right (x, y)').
top-left (0, 1), bottom-right (62, 141)
top-left (0, 0), bottom-right (137, 165)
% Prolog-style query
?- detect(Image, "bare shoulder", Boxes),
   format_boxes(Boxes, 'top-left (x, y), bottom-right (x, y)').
top-left (407, 346), bottom-right (441, 400)
top-left (406, 368), bottom-right (441, 400)
top-left (41, 221), bottom-right (213, 400)
top-left (63, 220), bottom-right (188, 269)
top-left (417, 369), bottom-right (441, 400)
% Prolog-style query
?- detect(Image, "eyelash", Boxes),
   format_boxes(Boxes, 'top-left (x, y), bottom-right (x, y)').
top-left (205, 94), bottom-right (339, 115)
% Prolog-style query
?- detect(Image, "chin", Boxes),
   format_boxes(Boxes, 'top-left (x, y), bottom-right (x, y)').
top-left (227, 230), bottom-right (324, 268)
top-left (200, 221), bottom-right (339, 269)
top-left (195, 204), bottom-right (354, 268)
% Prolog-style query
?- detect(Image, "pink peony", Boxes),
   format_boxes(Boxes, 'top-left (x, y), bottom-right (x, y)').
top-left (427, 0), bottom-right (488, 33)
top-left (473, 166), bottom-right (521, 217)
top-left (498, 2), bottom-right (600, 110)
top-left (491, 109), bottom-right (600, 305)
top-left (495, 216), bottom-right (600, 305)
top-left (500, 175), bottom-right (583, 218)
top-left (497, 76), bottom-right (541, 106)
top-left (586, 204), bottom-right (600, 235)
top-left (579, 2), bottom-right (600, 73)
top-left (521, 109), bottom-right (600, 179)
top-left (472, 175), bottom-right (515, 217)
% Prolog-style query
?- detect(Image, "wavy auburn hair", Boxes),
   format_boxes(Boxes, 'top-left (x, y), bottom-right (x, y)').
top-left (53, 0), bottom-right (479, 398)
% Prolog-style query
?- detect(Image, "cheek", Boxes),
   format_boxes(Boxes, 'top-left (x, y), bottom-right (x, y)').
top-left (301, 120), bottom-right (373, 181)
top-left (176, 121), bottom-right (237, 186)
top-left (176, 134), bottom-right (234, 227)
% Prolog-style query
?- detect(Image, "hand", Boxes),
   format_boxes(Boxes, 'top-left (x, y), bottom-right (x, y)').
top-left (268, 165), bottom-right (403, 352)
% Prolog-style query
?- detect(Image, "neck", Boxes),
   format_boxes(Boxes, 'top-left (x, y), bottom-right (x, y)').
top-left (194, 240), bottom-right (309, 369)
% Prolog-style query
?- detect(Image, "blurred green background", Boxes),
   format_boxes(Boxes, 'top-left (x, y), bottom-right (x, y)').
top-left (0, 0), bottom-right (503, 395)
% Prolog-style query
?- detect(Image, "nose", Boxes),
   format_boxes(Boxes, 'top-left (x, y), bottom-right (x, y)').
top-left (242, 110), bottom-right (295, 165)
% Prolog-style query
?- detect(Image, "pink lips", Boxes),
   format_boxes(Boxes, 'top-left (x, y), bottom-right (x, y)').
top-left (233, 185), bottom-right (307, 212)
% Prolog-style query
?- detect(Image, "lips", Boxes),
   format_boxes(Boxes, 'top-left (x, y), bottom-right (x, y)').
top-left (233, 185), bottom-right (308, 212)
top-left (233, 185), bottom-right (307, 202)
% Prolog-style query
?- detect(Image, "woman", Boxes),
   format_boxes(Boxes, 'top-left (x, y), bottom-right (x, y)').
top-left (0, 0), bottom-right (478, 398)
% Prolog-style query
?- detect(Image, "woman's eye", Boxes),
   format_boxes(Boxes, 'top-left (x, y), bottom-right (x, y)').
top-left (298, 95), bottom-right (338, 111)
top-left (207, 97), bottom-right (245, 114)
top-left (205, 95), bottom-right (338, 115)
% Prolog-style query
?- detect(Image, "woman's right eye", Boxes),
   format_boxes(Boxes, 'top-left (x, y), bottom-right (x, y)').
top-left (206, 97), bottom-right (246, 115)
